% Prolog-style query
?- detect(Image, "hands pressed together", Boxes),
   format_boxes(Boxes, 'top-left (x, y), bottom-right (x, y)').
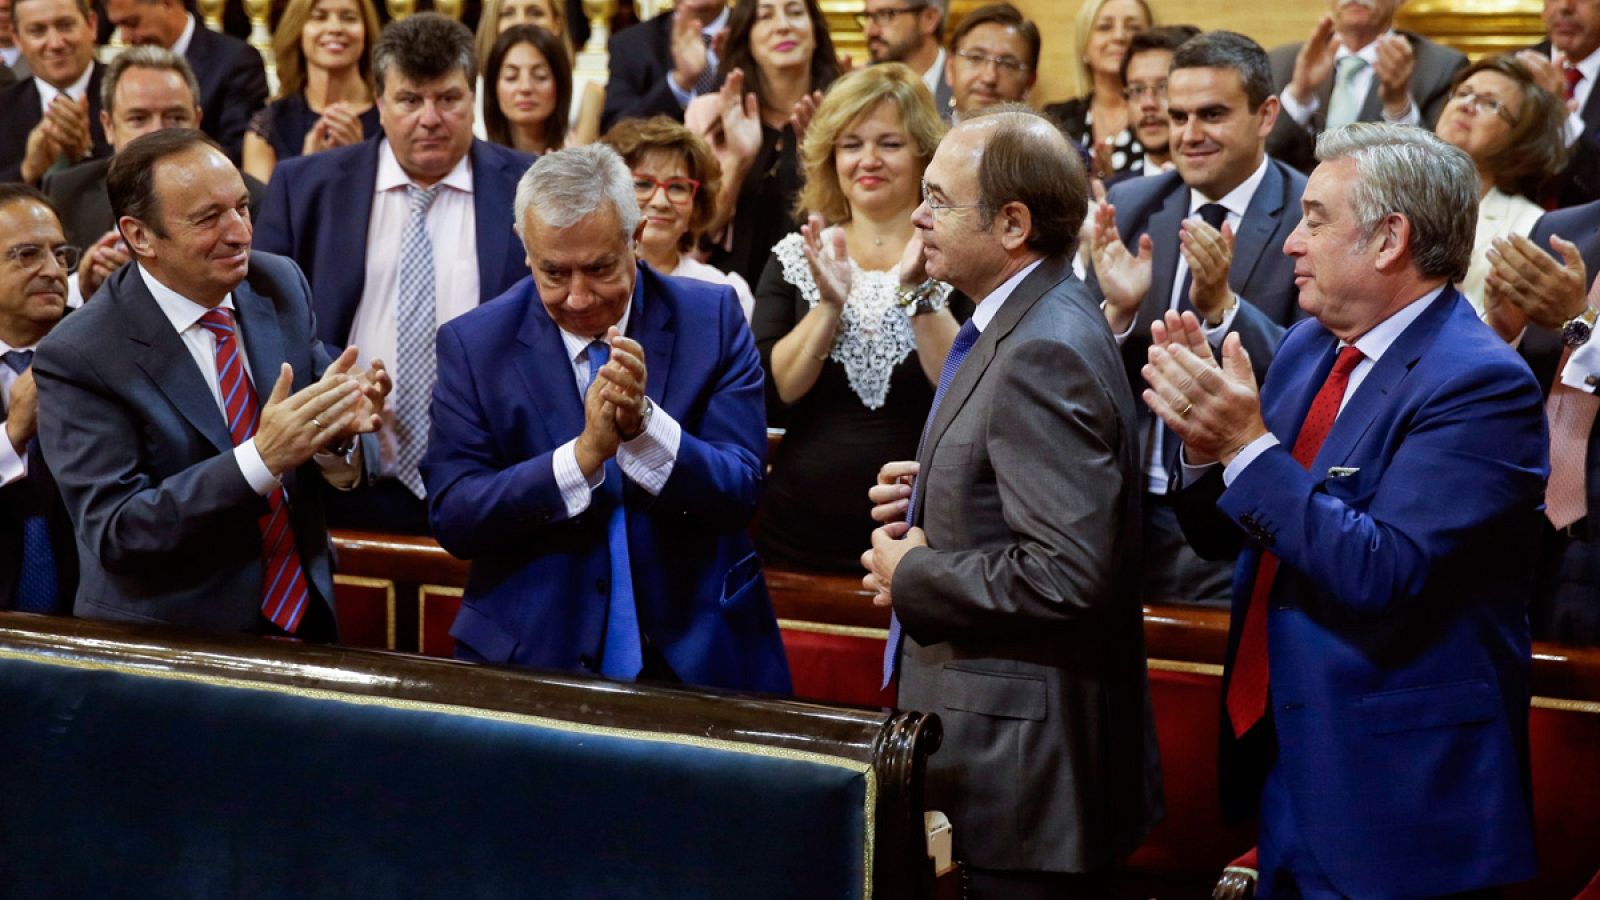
top-left (1484, 233), bottom-right (1592, 341)
top-left (1140, 310), bottom-right (1266, 468)
top-left (575, 327), bottom-right (652, 477)
top-left (22, 96), bottom-right (91, 185)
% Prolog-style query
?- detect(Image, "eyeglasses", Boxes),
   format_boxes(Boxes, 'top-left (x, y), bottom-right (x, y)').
top-left (1122, 80), bottom-right (1167, 101)
top-left (4, 243), bottom-right (80, 272)
top-left (953, 49), bottom-right (1031, 76)
top-left (1450, 87), bottom-right (1520, 126)
top-left (853, 5), bottom-right (922, 27)
top-left (920, 180), bottom-right (982, 217)
top-left (633, 173), bottom-right (700, 205)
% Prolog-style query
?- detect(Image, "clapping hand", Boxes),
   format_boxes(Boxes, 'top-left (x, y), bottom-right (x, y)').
top-left (596, 328), bottom-right (651, 440)
top-left (1288, 16), bottom-right (1340, 108)
top-left (1090, 201), bottom-right (1152, 333)
top-left (1179, 216), bottom-right (1236, 324)
top-left (1485, 232), bottom-right (1590, 338)
top-left (801, 213), bottom-right (852, 310)
top-left (1141, 310), bottom-right (1265, 467)
top-left (1373, 33), bottom-right (1417, 118)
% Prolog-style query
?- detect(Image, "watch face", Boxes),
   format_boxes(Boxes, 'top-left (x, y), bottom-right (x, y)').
top-left (1566, 318), bottom-right (1593, 348)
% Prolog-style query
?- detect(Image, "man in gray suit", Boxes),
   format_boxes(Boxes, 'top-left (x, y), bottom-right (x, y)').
top-left (1266, 0), bottom-right (1466, 173)
top-left (862, 0), bottom-right (952, 119)
top-left (862, 107), bottom-right (1162, 898)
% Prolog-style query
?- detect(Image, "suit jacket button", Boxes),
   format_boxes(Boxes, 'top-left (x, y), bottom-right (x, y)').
top-left (578, 655), bottom-right (595, 670)
top-left (1281, 702), bottom-right (1303, 711)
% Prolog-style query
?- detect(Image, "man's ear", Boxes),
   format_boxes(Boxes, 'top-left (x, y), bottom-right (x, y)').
top-left (118, 216), bottom-right (154, 259)
top-left (1372, 212), bottom-right (1412, 272)
top-left (996, 200), bottom-right (1033, 252)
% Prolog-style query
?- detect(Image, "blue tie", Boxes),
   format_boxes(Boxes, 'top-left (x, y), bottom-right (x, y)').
top-left (4, 350), bottom-right (58, 613)
top-left (883, 319), bottom-right (981, 687)
top-left (585, 340), bottom-right (644, 680)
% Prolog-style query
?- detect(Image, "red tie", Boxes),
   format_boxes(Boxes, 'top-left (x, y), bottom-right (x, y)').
top-left (1227, 345), bottom-right (1365, 738)
top-left (1565, 64), bottom-right (1584, 101)
top-left (198, 309), bottom-right (312, 633)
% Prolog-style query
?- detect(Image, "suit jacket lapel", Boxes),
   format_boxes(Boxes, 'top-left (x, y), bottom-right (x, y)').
top-left (471, 140), bottom-right (514, 304)
top-left (513, 283), bottom-right (582, 447)
top-left (920, 256), bottom-right (1069, 464)
top-left (233, 280), bottom-right (289, 406)
top-left (1230, 160), bottom-right (1286, 290)
top-left (632, 266), bottom-right (673, 410)
top-left (1138, 187), bottom-right (1188, 333)
top-left (325, 140), bottom-right (380, 343)
top-left (1312, 289), bottom-right (1454, 471)
top-left (121, 267), bottom-right (234, 453)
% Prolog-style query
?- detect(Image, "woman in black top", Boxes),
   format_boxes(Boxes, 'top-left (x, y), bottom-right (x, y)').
top-left (751, 64), bottom-right (967, 573)
top-left (242, 0), bottom-right (380, 184)
top-left (1042, 0), bottom-right (1152, 180)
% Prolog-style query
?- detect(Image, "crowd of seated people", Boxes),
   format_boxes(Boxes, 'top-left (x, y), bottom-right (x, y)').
top-left (3, 0), bottom-right (1600, 895)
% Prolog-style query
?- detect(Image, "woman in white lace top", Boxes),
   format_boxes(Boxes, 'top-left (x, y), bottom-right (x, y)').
top-left (751, 64), bottom-right (969, 572)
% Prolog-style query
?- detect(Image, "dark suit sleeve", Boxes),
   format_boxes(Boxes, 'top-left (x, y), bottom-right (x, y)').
top-left (32, 337), bottom-right (269, 573)
top-left (600, 20), bottom-right (687, 130)
top-left (649, 288), bottom-right (766, 527)
top-left (1219, 357), bottom-right (1547, 618)
top-left (425, 321), bottom-right (574, 560)
top-left (209, 43), bottom-right (269, 163)
top-left (252, 165), bottom-right (297, 257)
top-left (892, 335), bottom-right (1132, 641)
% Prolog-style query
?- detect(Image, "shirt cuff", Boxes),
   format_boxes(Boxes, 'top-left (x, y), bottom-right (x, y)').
top-left (1563, 337), bottom-right (1600, 392)
top-left (666, 75), bottom-right (695, 109)
top-left (1179, 450), bottom-right (1215, 489)
top-left (0, 432), bottom-right (27, 488)
top-left (314, 440), bottom-right (363, 491)
top-left (1382, 98), bottom-right (1420, 126)
top-left (1105, 300), bottom-right (1138, 346)
top-left (1222, 434), bottom-right (1280, 486)
top-left (237, 438), bottom-right (282, 496)
top-left (1279, 87), bottom-right (1318, 126)
top-left (554, 438), bottom-right (605, 518)
top-left (1201, 296), bottom-right (1240, 345)
top-left (616, 403), bottom-right (682, 496)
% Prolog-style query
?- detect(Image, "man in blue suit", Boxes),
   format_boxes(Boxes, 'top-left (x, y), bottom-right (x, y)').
top-left (255, 13), bottom-right (533, 533)
top-left (1090, 31), bottom-right (1306, 608)
top-left (1147, 123), bottom-right (1544, 897)
top-left (34, 129), bottom-right (387, 639)
top-left (423, 144), bottom-right (789, 694)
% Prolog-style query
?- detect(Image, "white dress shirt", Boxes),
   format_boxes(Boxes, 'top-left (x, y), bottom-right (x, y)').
top-left (921, 47), bottom-right (948, 99)
top-left (971, 258), bottom-right (1044, 332)
top-left (138, 264), bottom-right (361, 494)
top-left (351, 140), bottom-right (479, 474)
top-left (0, 336), bottom-right (39, 488)
top-left (1278, 30), bottom-right (1422, 128)
top-left (1565, 329), bottom-right (1600, 393)
top-left (169, 12), bottom-right (196, 56)
top-left (34, 61), bottom-right (93, 113)
top-left (549, 300), bottom-right (684, 518)
top-left (1202, 285), bottom-right (1444, 485)
top-left (1558, 45), bottom-right (1600, 147)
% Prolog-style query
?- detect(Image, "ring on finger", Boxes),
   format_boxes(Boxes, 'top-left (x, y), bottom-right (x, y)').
top-left (1179, 402), bottom-right (1194, 418)
top-left (312, 418), bottom-right (324, 429)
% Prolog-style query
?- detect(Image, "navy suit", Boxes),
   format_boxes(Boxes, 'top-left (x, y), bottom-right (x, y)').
top-left (0, 65), bottom-right (112, 184)
top-left (423, 265), bottom-right (790, 694)
top-left (252, 137), bottom-right (533, 348)
top-left (32, 253), bottom-right (374, 632)
top-left (602, 13), bottom-right (702, 131)
top-left (183, 21), bottom-right (269, 164)
top-left (1531, 197), bottom-right (1600, 291)
top-left (1180, 288), bottom-right (1544, 897)
top-left (1091, 161), bottom-right (1305, 605)
top-left (1531, 40), bottom-right (1600, 207)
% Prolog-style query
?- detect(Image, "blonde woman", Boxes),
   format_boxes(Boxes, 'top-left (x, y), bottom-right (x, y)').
top-left (1042, 0), bottom-right (1153, 179)
top-left (750, 63), bottom-right (967, 572)
top-left (242, 0), bottom-right (381, 183)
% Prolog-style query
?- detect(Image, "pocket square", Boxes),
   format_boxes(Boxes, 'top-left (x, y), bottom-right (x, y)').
top-left (1327, 466), bottom-right (1360, 478)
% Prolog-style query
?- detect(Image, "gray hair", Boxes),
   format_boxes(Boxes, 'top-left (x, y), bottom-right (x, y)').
top-left (1315, 123), bottom-right (1478, 283)
top-left (100, 45), bottom-right (200, 116)
top-left (513, 144), bottom-right (641, 239)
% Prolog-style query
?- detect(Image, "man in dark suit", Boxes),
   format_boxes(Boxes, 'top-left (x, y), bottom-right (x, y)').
top-left (33, 129), bottom-right (388, 639)
top-left (0, 0), bottom-right (110, 185)
top-left (0, 185), bottom-right (76, 614)
top-left (44, 46), bottom-right (264, 300)
top-left (863, 0), bottom-right (952, 118)
top-left (424, 144), bottom-right (789, 693)
top-left (1091, 31), bottom-right (1304, 608)
top-left (1516, 0), bottom-right (1600, 207)
top-left (601, 0), bottom-right (726, 131)
top-left (863, 109), bottom-right (1161, 899)
top-left (100, 0), bottom-right (266, 163)
top-left (255, 13), bottom-right (533, 534)
top-left (1265, 0), bottom-right (1466, 174)
top-left (1484, 212), bottom-right (1600, 646)
top-left (1148, 122), bottom-right (1543, 897)
top-left (0, 0), bottom-right (30, 84)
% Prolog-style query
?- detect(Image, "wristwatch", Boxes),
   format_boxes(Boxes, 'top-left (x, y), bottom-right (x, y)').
top-left (1562, 306), bottom-right (1599, 348)
top-left (895, 281), bottom-right (942, 317)
top-left (632, 396), bottom-right (654, 439)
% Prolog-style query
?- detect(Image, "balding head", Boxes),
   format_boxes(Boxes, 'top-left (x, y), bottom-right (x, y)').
top-left (960, 105), bottom-right (1088, 258)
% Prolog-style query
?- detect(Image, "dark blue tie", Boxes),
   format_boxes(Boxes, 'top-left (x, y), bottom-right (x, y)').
top-left (4, 349), bottom-right (58, 613)
top-left (585, 340), bottom-right (643, 680)
top-left (883, 319), bottom-right (981, 687)
top-left (1161, 203), bottom-right (1230, 487)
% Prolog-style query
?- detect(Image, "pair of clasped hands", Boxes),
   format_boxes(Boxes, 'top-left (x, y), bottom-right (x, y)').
top-left (858, 312), bottom-right (1268, 608)
top-left (575, 327), bottom-right (652, 477)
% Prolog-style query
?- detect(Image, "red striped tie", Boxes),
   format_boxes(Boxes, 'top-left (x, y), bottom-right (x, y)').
top-left (1227, 345), bottom-right (1365, 738)
top-left (198, 309), bottom-right (312, 633)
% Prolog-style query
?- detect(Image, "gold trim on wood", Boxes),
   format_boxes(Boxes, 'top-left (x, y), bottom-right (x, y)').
top-left (334, 574), bottom-right (398, 651)
top-left (1395, 0), bottom-right (1544, 61)
top-left (778, 619), bottom-right (890, 640)
top-left (418, 584), bottom-right (464, 654)
top-left (1532, 695), bottom-right (1600, 714)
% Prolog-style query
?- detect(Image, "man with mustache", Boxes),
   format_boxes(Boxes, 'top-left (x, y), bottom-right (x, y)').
top-left (861, 0), bottom-right (951, 119)
top-left (1104, 24), bottom-right (1199, 188)
top-left (1523, 0), bottom-right (1600, 207)
top-left (1090, 31), bottom-right (1305, 609)
top-left (1266, 0), bottom-right (1466, 173)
